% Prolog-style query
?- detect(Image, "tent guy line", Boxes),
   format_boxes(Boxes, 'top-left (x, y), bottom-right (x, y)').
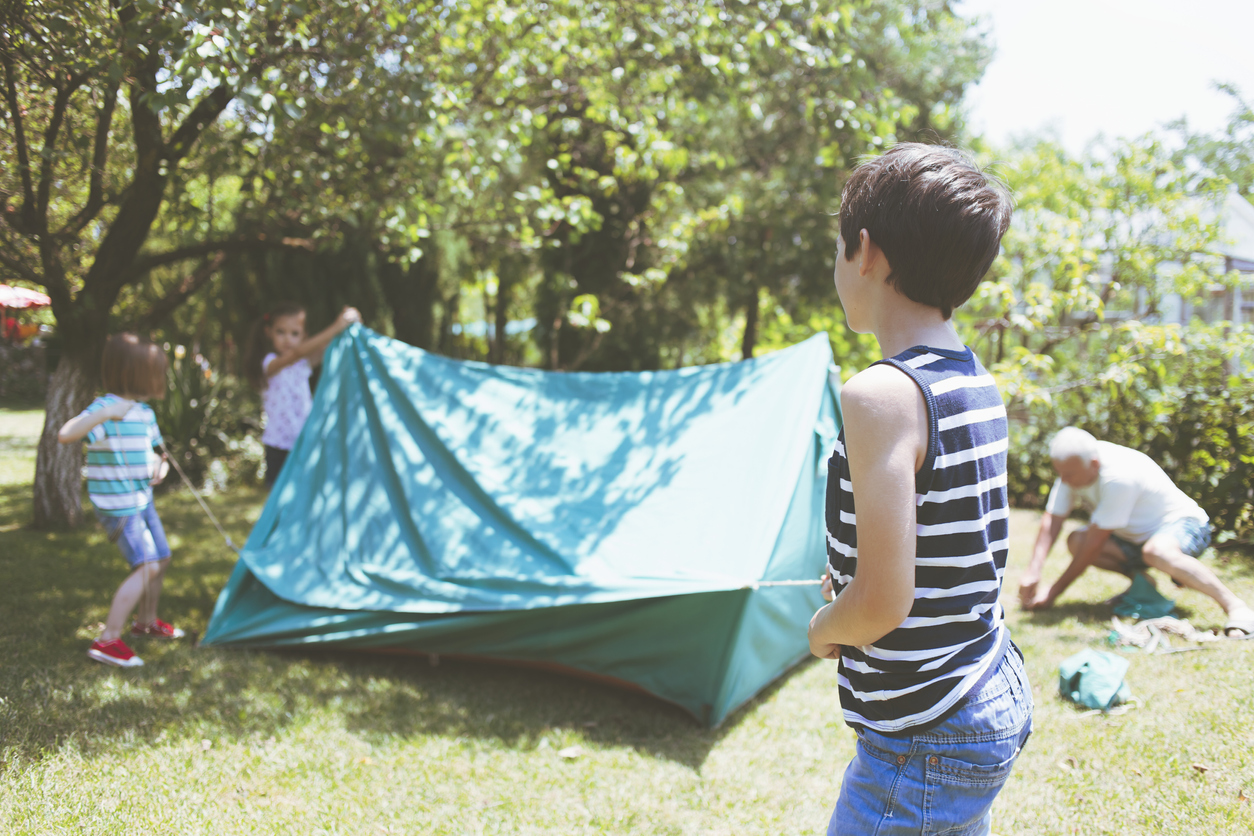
top-left (160, 430), bottom-right (830, 591)
top-left (743, 579), bottom-right (824, 589)
top-left (201, 326), bottom-right (840, 725)
top-left (158, 437), bottom-right (240, 554)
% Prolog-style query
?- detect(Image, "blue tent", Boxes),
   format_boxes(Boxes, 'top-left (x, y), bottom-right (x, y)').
top-left (203, 325), bottom-right (841, 726)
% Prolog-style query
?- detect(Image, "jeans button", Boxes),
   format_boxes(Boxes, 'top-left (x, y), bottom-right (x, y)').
top-left (929, 756), bottom-right (939, 765)
top-left (896, 755), bottom-right (906, 765)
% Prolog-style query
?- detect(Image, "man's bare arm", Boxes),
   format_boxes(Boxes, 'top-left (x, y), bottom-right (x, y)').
top-left (1019, 511), bottom-right (1065, 607)
top-left (1030, 525), bottom-right (1112, 609)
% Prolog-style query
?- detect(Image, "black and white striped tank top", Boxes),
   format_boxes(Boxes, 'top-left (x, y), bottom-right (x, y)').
top-left (826, 344), bottom-right (1010, 733)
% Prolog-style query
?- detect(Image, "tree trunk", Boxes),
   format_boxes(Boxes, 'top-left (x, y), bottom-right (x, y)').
top-left (493, 254), bottom-right (522, 365)
top-left (741, 286), bottom-right (759, 360)
top-left (438, 286), bottom-right (460, 357)
top-left (32, 351), bottom-right (97, 528)
top-left (380, 250), bottom-right (438, 349)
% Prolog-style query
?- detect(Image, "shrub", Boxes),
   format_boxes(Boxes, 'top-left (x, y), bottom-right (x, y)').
top-left (995, 322), bottom-right (1254, 546)
top-left (150, 345), bottom-right (263, 492)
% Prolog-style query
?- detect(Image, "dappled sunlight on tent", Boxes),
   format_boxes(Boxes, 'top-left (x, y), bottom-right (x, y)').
top-left (205, 325), bottom-right (842, 726)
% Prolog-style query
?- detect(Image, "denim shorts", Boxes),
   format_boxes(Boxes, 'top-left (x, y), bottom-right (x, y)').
top-left (1111, 517), bottom-right (1212, 570)
top-left (96, 502), bottom-right (172, 568)
top-left (829, 646), bottom-right (1033, 836)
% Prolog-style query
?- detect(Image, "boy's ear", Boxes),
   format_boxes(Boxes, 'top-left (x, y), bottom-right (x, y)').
top-left (857, 229), bottom-right (883, 277)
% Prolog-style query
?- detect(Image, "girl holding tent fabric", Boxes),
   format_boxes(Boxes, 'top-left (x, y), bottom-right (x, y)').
top-left (58, 333), bottom-right (180, 668)
top-left (245, 302), bottom-right (359, 487)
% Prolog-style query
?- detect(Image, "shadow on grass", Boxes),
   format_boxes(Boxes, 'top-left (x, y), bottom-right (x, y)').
top-left (0, 481), bottom-right (796, 774)
top-left (1023, 595), bottom-right (1199, 630)
top-left (1023, 600), bottom-right (1116, 628)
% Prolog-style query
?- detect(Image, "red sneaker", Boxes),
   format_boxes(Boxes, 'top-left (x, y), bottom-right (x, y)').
top-left (131, 619), bottom-right (185, 639)
top-left (88, 638), bottom-right (144, 667)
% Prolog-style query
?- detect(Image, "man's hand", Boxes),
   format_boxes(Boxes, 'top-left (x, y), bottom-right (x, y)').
top-left (1018, 575), bottom-right (1039, 609)
top-left (1025, 587), bottom-right (1055, 611)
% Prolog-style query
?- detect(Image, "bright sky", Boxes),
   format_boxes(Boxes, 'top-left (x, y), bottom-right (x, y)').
top-left (959, 0), bottom-right (1254, 152)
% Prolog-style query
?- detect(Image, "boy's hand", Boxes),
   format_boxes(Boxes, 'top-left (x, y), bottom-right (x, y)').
top-left (808, 604), bottom-right (842, 661)
top-left (102, 398), bottom-right (135, 420)
top-left (820, 568), bottom-right (834, 602)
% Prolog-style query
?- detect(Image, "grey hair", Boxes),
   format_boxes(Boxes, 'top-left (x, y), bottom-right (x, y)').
top-left (1050, 427), bottom-right (1099, 462)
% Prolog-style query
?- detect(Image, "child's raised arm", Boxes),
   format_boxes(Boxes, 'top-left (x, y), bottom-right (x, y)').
top-left (264, 307), bottom-right (360, 378)
top-left (58, 397), bottom-right (135, 444)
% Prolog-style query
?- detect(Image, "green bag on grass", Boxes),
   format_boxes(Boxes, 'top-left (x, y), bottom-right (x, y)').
top-left (1058, 649), bottom-right (1132, 710)
top-left (1111, 573), bottom-right (1175, 620)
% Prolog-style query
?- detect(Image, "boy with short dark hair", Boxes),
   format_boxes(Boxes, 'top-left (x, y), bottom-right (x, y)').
top-left (809, 143), bottom-right (1031, 835)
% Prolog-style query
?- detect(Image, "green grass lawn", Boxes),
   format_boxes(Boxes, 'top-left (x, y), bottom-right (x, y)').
top-left (2, 406), bottom-right (1252, 835)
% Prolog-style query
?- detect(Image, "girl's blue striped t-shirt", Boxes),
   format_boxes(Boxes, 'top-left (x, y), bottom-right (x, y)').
top-left (826, 344), bottom-right (1010, 734)
top-left (82, 394), bottom-right (162, 517)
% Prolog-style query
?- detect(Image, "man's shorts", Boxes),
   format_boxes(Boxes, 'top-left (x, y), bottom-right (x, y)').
top-left (96, 503), bottom-right (172, 568)
top-left (1109, 517), bottom-right (1212, 570)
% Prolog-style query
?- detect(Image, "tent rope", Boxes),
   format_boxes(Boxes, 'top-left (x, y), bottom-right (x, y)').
top-left (158, 439), bottom-right (240, 553)
top-left (154, 438), bottom-right (831, 577)
top-left (742, 579), bottom-right (824, 589)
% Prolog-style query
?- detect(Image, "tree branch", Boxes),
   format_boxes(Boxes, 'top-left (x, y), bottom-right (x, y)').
top-left (121, 233), bottom-right (314, 282)
top-left (35, 72), bottom-right (89, 226)
top-left (165, 82), bottom-right (233, 164)
top-left (132, 251), bottom-right (229, 331)
top-left (57, 78), bottom-right (121, 242)
top-left (0, 240), bottom-right (41, 284)
top-left (0, 48), bottom-right (36, 230)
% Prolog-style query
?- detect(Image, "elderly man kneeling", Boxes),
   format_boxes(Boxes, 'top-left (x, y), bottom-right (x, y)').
top-left (1019, 427), bottom-right (1254, 637)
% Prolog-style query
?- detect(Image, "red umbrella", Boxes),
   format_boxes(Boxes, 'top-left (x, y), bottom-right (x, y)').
top-left (0, 284), bottom-right (51, 308)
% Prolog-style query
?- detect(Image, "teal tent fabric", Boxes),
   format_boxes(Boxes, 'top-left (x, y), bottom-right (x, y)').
top-left (1058, 649), bottom-right (1132, 710)
top-left (203, 325), bottom-right (841, 726)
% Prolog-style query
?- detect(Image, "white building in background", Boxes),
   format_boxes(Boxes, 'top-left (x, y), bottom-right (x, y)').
top-left (1159, 188), bottom-right (1254, 327)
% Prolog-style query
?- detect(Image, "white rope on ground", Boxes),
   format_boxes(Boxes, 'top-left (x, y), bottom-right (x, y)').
top-left (158, 438), bottom-right (240, 553)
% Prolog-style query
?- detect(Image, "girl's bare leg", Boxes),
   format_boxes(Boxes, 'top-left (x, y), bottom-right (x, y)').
top-left (135, 559), bottom-right (169, 625)
top-left (101, 565), bottom-right (148, 641)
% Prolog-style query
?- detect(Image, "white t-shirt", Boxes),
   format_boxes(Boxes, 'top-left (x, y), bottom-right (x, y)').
top-left (261, 353), bottom-right (313, 450)
top-left (1045, 440), bottom-right (1207, 543)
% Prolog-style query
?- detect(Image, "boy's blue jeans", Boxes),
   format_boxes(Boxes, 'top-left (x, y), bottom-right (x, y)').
top-left (829, 646), bottom-right (1033, 836)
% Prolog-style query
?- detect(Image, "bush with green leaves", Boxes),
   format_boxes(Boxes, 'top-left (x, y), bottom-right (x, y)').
top-left (994, 322), bottom-right (1254, 545)
top-left (150, 345), bottom-right (263, 492)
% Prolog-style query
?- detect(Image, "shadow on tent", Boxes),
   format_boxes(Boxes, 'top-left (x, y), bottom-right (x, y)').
top-left (203, 325), bottom-right (843, 729)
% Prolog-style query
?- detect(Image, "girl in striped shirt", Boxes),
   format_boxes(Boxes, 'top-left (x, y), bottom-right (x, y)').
top-left (59, 333), bottom-right (181, 668)
top-left (808, 144), bottom-right (1032, 836)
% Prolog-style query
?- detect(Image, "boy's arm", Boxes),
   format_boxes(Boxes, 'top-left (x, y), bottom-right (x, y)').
top-left (57, 398), bottom-right (134, 443)
top-left (265, 307), bottom-right (361, 377)
top-left (1018, 511), bottom-right (1065, 607)
top-left (1028, 524), bottom-right (1112, 609)
top-left (808, 366), bottom-right (926, 657)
